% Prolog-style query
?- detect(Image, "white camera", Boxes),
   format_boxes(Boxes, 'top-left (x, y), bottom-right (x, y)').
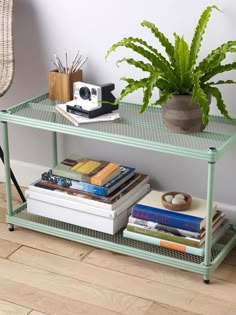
top-left (66, 82), bottom-right (118, 118)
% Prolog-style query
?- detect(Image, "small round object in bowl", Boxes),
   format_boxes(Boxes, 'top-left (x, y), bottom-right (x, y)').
top-left (161, 192), bottom-right (192, 211)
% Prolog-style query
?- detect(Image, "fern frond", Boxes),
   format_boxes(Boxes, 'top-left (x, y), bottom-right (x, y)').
top-left (189, 5), bottom-right (219, 70)
top-left (202, 62), bottom-right (236, 82)
top-left (196, 41), bottom-right (236, 73)
top-left (192, 74), bottom-right (210, 124)
top-left (141, 20), bottom-right (175, 64)
top-left (114, 78), bottom-right (149, 104)
top-left (152, 91), bottom-right (173, 106)
top-left (208, 86), bottom-right (232, 119)
top-left (140, 76), bottom-right (157, 112)
top-left (174, 34), bottom-right (190, 87)
top-left (207, 79), bottom-right (236, 85)
top-left (116, 58), bottom-right (156, 73)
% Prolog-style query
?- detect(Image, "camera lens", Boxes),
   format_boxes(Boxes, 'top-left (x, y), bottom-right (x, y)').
top-left (79, 87), bottom-right (91, 100)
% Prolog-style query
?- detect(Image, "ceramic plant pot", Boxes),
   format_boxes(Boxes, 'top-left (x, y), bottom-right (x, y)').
top-left (162, 95), bottom-right (206, 134)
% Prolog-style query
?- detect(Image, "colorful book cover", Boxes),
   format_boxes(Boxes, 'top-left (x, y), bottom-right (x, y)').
top-left (52, 154), bottom-right (120, 184)
top-left (128, 210), bottom-right (224, 239)
top-left (127, 214), bottom-right (225, 248)
top-left (41, 165), bottom-right (135, 196)
top-left (123, 220), bottom-right (229, 256)
top-left (31, 173), bottom-right (150, 211)
top-left (131, 190), bottom-right (217, 232)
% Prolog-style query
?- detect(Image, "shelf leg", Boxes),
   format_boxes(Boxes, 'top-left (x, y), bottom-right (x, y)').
top-left (2, 121), bottom-right (14, 231)
top-left (203, 148), bottom-right (217, 283)
top-left (52, 131), bottom-right (58, 166)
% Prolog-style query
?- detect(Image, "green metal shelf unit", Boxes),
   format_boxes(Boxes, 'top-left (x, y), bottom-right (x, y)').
top-left (1, 93), bottom-right (236, 283)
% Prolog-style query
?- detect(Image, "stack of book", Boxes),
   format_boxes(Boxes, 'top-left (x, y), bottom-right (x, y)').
top-left (25, 154), bottom-right (150, 234)
top-left (123, 190), bottom-right (229, 256)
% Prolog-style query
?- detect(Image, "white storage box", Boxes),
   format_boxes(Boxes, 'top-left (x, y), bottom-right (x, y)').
top-left (26, 184), bottom-right (150, 234)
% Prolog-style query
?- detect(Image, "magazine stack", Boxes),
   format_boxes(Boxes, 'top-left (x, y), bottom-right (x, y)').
top-left (25, 154), bottom-right (150, 235)
top-left (123, 190), bottom-right (228, 256)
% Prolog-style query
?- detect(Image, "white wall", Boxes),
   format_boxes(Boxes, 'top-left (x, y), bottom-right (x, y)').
top-left (1, 0), bottom-right (236, 207)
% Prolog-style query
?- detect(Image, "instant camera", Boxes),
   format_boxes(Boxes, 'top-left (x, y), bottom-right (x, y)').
top-left (66, 81), bottom-right (119, 118)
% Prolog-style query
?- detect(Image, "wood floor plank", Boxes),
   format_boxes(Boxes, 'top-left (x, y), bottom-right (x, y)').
top-left (0, 277), bottom-right (122, 315)
top-left (0, 299), bottom-right (30, 315)
top-left (29, 312), bottom-right (48, 315)
top-left (0, 239), bottom-right (21, 258)
top-left (0, 222), bottom-right (93, 261)
top-left (214, 264), bottom-right (236, 283)
top-left (145, 303), bottom-right (201, 315)
top-left (83, 249), bottom-right (236, 303)
top-left (8, 246), bottom-right (236, 315)
top-left (0, 257), bottom-right (151, 315)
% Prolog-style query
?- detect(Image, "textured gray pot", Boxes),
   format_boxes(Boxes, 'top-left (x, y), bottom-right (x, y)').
top-left (162, 95), bottom-right (206, 134)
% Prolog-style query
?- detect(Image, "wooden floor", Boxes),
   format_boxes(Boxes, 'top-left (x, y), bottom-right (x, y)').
top-left (0, 183), bottom-right (236, 315)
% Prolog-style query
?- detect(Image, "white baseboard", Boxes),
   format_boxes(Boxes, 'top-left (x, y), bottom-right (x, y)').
top-left (0, 159), bottom-right (49, 188)
top-left (0, 160), bottom-right (235, 224)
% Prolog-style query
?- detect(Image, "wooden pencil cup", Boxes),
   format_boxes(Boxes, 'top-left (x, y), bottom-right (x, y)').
top-left (48, 69), bottom-right (83, 102)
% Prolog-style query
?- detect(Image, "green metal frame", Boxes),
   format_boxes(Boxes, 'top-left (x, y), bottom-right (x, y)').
top-left (1, 93), bottom-right (236, 283)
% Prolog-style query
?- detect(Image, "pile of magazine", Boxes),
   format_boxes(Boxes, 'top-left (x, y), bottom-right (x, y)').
top-left (25, 154), bottom-right (150, 234)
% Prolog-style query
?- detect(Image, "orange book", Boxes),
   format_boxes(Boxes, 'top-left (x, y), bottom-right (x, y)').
top-left (91, 162), bottom-right (120, 186)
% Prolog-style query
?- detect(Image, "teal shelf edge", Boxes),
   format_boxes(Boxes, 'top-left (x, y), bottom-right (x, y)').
top-left (6, 209), bottom-right (236, 277)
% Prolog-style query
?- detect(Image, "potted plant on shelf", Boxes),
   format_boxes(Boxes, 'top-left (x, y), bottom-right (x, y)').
top-left (105, 5), bottom-right (236, 133)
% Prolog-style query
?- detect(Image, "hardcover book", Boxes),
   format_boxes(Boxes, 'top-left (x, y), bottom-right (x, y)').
top-left (123, 219), bottom-right (229, 256)
top-left (29, 173), bottom-right (150, 211)
top-left (131, 190), bottom-right (218, 232)
top-left (52, 154), bottom-right (120, 185)
top-left (128, 210), bottom-right (224, 239)
top-left (55, 103), bottom-right (120, 126)
top-left (127, 213), bottom-right (225, 248)
top-left (41, 165), bottom-right (136, 196)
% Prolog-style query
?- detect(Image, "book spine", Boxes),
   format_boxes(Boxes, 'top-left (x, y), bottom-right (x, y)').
top-left (127, 224), bottom-right (201, 247)
top-left (91, 162), bottom-right (120, 186)
top-left (132, 204), bottom-right (201, 232)
top-left (128, 216), bottom-right (200, 239)
top-left (123, 229), bottom-right (204, 256)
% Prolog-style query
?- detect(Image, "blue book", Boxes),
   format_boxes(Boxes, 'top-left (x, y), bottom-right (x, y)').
top-left (41, 166), bottom-right (135, 196)
top-left (131, 190), bottom-right (217, 232)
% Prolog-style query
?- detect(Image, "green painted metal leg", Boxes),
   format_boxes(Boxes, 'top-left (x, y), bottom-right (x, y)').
top-left (203, 147), bottom-right (217, 283)
top-left (2, 121), bottom-right (14, 231)
top-left (52, 131), bottom-right (58, 167)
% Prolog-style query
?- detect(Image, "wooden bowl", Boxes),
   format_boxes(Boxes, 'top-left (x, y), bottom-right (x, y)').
top-left (161, 192), bottom-right (192, 211)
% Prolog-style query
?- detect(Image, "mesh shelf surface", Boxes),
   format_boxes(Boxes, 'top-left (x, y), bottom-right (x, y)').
top-left (14, 209), bottom-right (235, 266)
top-left (1, 93), bottom-right (236, 160)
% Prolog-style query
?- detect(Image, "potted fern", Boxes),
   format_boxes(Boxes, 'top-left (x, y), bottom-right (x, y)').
top-left (105, 5), bottom-right (236, 133)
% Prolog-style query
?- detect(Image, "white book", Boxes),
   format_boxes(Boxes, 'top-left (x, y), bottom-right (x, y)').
top-left (28, 174), bottom-right (150, 211)
top-left (55, 103), bottom-right (120, 126)
top-left (26, 184), bottom-right (150, 235)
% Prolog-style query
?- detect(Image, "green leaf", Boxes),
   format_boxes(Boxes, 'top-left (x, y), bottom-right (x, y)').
top-left (174, 34), bottom-right (190, 86)
top-left (189, 5), bottom-right (219, 70)
top-left (115, 78), bottom-right (149, 104)
top-left (196, 41), bottom-right (236, 74)
top-left (202, 62), bottom-right (236, 82)
top-left (152, 91), bottom-right (173, 106)
top-left (207, 79), bottom-right (236, 85)
top-left (192, 74), bottom-right (210, 125)
top-left (116, 58), bottom-right (156, 73)
top-left (207, 86), bottom-right (232, 119)
top-left (140, 76), bottom-right (157, 112)
top-left (141, 20), bottom-right (175, 65)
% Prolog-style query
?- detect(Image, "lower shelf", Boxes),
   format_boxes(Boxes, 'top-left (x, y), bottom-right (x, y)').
top-left (7, 204), bottom-right (236, 279)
